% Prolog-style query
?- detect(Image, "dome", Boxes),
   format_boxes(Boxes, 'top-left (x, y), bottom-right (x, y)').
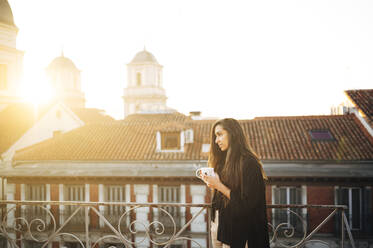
top-left (130, 49), bottom-right (159, 64)
top-left (0, 0), bottom-right (16, 27)
top-left (47, 55), bottom-right (79, 71)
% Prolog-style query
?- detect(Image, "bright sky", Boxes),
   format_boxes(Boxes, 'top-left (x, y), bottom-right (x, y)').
top-left (9, 0), bottom-right (373, 120)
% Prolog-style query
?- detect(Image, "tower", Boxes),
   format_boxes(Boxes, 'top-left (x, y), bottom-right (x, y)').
top-left (0, 0), bottom-right (24, 110)
top-left (46, 53), bottom-right (85, 108)
top-left (123, 48), bottom-right (169, 117)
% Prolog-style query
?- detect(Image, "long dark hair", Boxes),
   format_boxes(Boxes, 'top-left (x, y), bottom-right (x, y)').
top-left (208, 118), bottom-right (267, 193)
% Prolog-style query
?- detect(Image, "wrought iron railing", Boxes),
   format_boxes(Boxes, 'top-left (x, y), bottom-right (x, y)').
top-left (0, 201), bottom-right (356, 248)
top-left (268, 204), bottom-right (356, 248)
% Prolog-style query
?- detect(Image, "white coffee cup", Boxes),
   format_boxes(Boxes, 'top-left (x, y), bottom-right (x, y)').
top-left (196, 167), bottom-right (215, 179)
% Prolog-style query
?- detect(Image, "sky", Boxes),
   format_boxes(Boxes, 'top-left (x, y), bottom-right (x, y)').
top-left (9, 0), bottom-right (373, 120)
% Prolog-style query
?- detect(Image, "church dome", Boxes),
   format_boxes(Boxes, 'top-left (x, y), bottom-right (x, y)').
top-left (130, 49), bottom-right (159, 64)
top-left (0, 0), bottom-right (16, 27)
top-left (47, 54), bottom-right (79, 71)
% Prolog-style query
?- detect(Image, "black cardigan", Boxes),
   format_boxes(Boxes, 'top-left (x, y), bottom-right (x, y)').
top-left (212, 156), bottom-right (270, 248)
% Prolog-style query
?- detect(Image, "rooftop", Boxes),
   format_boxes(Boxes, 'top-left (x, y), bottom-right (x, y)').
top-left (13, 113), bottom-right (373, 163)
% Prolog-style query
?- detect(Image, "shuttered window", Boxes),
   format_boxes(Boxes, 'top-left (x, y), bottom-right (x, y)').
top-left (25, 184), bottom-right (46, 201)
top-left (158, 186), bottom-right (181, 228)
top-left (25, 184), bottom-right (46, 218)
top-left (64, 185), bottom-right (85, 226)
top-left (65, 185), bottom-right (85, 202)
top-left (105, 185), bottom-right (126, 216)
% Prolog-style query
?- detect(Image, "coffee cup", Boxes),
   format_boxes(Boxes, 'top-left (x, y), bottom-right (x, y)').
top-left (196, 167), bottom-right (215, 179)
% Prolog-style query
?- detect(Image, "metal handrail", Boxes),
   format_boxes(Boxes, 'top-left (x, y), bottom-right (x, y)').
top-left (0, 201), bottom-right (356, 248)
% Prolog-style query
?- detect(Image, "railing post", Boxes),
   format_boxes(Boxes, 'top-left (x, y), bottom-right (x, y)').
top-left (341, 209), bottom-right (345, 248)
top-left (85, 206), bottom-right (90, 248)
top-left (207, 207), bottom-right (211, 248)
top-left (342, 211), bottom-right (356, 248)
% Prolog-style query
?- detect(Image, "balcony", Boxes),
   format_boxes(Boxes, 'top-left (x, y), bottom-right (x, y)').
top-left (0, 201), bottom-right (356, 248)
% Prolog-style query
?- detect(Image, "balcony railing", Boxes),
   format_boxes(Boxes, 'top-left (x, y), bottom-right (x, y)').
top-left (0, 201), bottom-right (356, 248)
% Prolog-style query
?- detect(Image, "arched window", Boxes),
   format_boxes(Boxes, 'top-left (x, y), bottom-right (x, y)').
top-left (136, 72), bottom-right (142, 86)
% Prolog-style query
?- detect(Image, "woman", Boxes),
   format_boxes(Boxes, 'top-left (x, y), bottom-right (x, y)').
top-left (202, 118), bottom-right (270, 248)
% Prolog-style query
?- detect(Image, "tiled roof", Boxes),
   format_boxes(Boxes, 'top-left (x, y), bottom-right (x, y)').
top-left (0, 103), bottom-right (114, 155)
top-left (70, 108), bottom-right (115, 123)
top-left (345, 89), bottom-right (373, 127)
top-left (0, 103), bottom-right (50, 154)
top-left (13, 113), bottom-right (373, 163)
top-left (246, 115), bottom-right (373, 161)
top-left (122, 112), bottom-right (191, 124)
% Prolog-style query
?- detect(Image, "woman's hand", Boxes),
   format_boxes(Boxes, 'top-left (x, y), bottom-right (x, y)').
top-left (202, 173), bottom-right (231, 199)
top-left (202, 173), bottom-right (221, 190)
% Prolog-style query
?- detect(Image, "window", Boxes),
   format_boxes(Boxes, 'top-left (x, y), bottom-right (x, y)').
top-left (105, 185), bottom-right (127, 225)
top-left (157, 245), bottom-right (183, 248)
top-left (0, 237), bottom-right (6, 248)
top-left (136, 72), bottom-right (142, 86)
top-left (158, 186), bottom-right (181, 229)
top-left (24, 184), bottom-right (46, 221)
top-left (161, 132), bottom-right (180, 150)
top-left (63, 242), bottom-right (85, 248)
top-left (64, 185), bottom-right (85, 227)
top-left (103, 244), bottom-right (125, 248)
top-left (0, 64), bottom-right (7, 90)
top-left (273, 186), bottom-right (303, 232)
top-left (25, 184), bottom-right (46, 201)
top-left (24, 240), bottom-right (43, 248)
top-left (309, 129), bottom-right (334, 141)
top-left (338, 187), bottom-right (362, 230)
top-left (202, 144), bottom-right (210, 153)
top-left (184, 129), bottom-right (194, 143)
top-left (65, 184), bottom-right (85, 201)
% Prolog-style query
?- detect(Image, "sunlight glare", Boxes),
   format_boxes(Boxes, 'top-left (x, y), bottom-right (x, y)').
top-left (20, 74), bottom-right (54, 105)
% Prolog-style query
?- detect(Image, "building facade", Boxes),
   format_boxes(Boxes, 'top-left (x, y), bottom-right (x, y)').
top-left (1, 1), bottom-right (373, 247)
top-left (2, 112), bottom-right (373, 247)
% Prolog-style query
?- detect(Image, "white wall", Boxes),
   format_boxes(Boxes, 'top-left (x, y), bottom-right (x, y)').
top-left (3, 103), bottom-right (84, 162)
top-left (134, 184), bottom-right (150, 247)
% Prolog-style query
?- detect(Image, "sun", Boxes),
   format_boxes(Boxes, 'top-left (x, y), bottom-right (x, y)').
top-left (20, 74), bottom-right (54, 106)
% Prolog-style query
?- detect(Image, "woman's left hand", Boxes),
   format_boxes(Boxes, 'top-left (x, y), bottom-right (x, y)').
top-left (202, 173), bottom-right (221, 190)
top-left (202, 173), bottom-right (231, 199)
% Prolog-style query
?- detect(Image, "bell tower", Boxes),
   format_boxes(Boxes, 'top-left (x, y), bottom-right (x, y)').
top-left (0, 0), bottom-right (24, 110)
top-left (46, 53), bottom-right (85, 108)
top-left (123, 48), bottom-right (168, 117)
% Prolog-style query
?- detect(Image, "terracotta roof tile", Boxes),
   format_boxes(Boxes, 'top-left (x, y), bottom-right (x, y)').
top-left (70, 108), bottom-right (115, 123)
top-left (345, 89), bottom-right (373, 127)
top-left (13, 113), bottom-right (373, 163)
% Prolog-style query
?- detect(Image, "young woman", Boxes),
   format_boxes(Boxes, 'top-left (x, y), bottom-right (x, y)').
top-left (202, 118), bottom-right (270, 248)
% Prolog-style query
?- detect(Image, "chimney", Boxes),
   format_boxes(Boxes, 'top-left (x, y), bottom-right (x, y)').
top-left (189, 111), bottom-right (202, 120)
top-left (53, 130), bottom-right (62, 137)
